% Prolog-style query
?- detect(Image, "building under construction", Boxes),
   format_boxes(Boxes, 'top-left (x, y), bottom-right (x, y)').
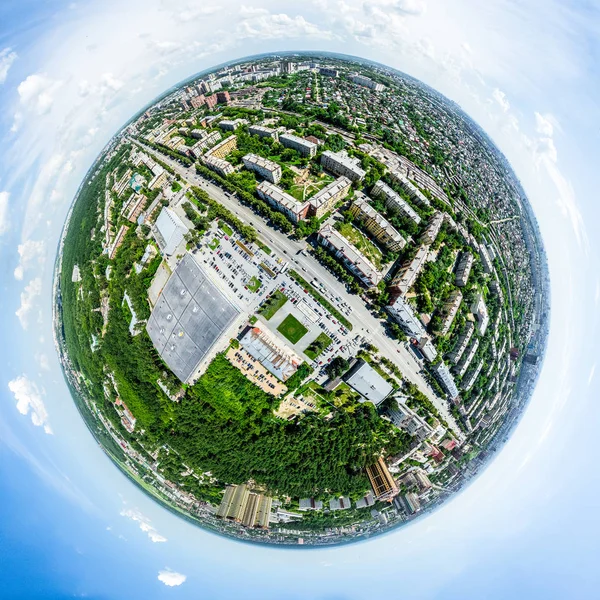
top-left (366, 457), bottom-right (399, 501)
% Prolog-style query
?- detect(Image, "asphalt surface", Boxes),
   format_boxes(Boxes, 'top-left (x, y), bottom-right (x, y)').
top-left (135, 139), bottom-right (465, 439)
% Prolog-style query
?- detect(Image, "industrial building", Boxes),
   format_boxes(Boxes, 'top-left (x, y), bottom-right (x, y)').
top-left (240, 326), bottom-right (300, 382)
top-left (349, 193), bottom-right (406, 252)
top-left (317, 224), bottom-right (383, 288)
top-left (343, 358), bottom-right (393, 405)
top-left (366, 457), bottom-right (399, 501)
top-left (320, 150), bottom-right (366, 182)
top-left (216, 484), bottom-right (272, 529)
top-left (242, 153), bottom-right (282, 184)
top-left (279, 133), bottom-right (317, 157)
top-left (371, 180), bottom-right (421, 224)
top-left (146, 254), bottom-right (240, 382)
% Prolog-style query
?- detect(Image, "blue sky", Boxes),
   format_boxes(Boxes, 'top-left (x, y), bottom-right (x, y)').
top-left (0, 0), bottom-right (599, 597)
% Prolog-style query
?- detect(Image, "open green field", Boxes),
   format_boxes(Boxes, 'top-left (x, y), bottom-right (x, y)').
top-left (259, 290), bottom-right (288, 320)
top-left (277, 314), bottom-right (309, 344)
top-left (336, 222), bottom-right (384, 270)
top-left (247, 276), bottom-right (262, 293)
top-left (304, 332), bottom-right (333, 360)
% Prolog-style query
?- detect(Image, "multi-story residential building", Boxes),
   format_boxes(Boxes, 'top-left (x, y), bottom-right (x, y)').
top-left (389, 245), bottom-right (429, 295)
top-left (349, 194), bottom-right (406, 251)
top-left (479, 243), bottom-right (494, 273)
top-left (248, 124), bottom-right (278, 140)
top-left (448, 322), bottom-right (475, 364)
top-left (279, 133), bottom-right (317, 157)
top-left (471, 292), bottom-right (490, 335)
top-left (108, 225), bottom-right (129, 260)
top-left (455, 252), bottom-right (474, 287)
top-left (349, 73), bottom-right (385, 91)
top-left (256, 181), bottom-right (310, 223)
top-left (420, 211), bottom-right (444, 245)
top-left (416, 336), bottom-right (438, 362)
top-left (190, 95), bottom-right (206, 109)
top-left (436, 290), bottom-right (463, 336)
top-left (388, 170), bottom-right (431, 207)
top-left (431, 361), bottom-right (460, 399)
top-left (394, 492), bottom-right (420, 515)
top-left (371, 180), bottom-right (421, 224)
top-left (462, 360), bottom-right (484, 392)
top-left (387, 296), bottom-right (426, 338)
top-left (320, 150), bottom-right (366, 182)
top-left (366, 457), bottom-right (399, 501)
top-left (307, 176), bottom-right (351, 218)
top-left (386, 397), bottom-right (433, 442)
top-left (204, 93), bottom-right (218, 109)
top-left (317, 223), bottom-right (382, 288)
top-left (242, 154), bottom-right (282, 184)
top-left (455, 339), bottom-right (479, 378)
top-left (319, 67), bottom-right (339, 77)
top-left (219, 119), bottom-right (247, 131)
top-left (207, 135), bottom-right (237, 159)
top-left (202, 154), bottom-right (235, 177)
top-left (216, 90), bottom-right (230, 104)
top-left (112, 168), bottom-right (132, 197)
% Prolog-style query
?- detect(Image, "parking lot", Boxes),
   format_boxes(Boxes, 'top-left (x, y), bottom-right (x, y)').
top-left (190, 223), bottom-right (366, 376)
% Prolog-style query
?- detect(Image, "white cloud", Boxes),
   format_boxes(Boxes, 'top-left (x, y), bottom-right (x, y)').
top-left (157, 569), bottom-right (187, 587)
top-left (0, 47), bottom-right (18, 84)
top-left (120, 507), bottom-right (167, 543)
top-left (15, 277), bottom-right (42, 329)
top-left (17, 74), bottom-right (62, 116)
top-left (0, 191), bottom-right (9, 236)
top-left (36, 352), bottom-right (50, 371)
top-left (393, 0), bottom-right (427, 16)
top-left (535, 111), bottom-right (554, 137)
top-left (8, 375), bottom-right (53, 434)
top-left (14, 239), bottom-right (46, 280)
top-left (492, 88), bottom-right (510, 112)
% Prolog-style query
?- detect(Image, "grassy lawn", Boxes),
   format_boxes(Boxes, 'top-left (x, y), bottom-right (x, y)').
top-left (259, 290), bottom-right (288, 320)
top-left (277, 314), bottom-right (308, 344)
top-left (208, 237), bottom-right (220, 250)
top-left (256, 241), bottom-right (272, 255)
top-left (304, 332), bottom-right (333, 360)
top-left (218, 220), bottom-right (233, 236)
top-left (288, 271), bottom-right (352, 330)
top-left (336, 222), bottom-right (383, 270)
top-left (247, 276), bottom-right (262, 293)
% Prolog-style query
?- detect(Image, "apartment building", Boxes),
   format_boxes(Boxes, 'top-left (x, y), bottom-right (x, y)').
top-left (371, 180), bottom-right (421, 225)
top-left (320, 150), bottom-right (366, 182)
top-left (242, 153), bottom-right (282, 184)
top-left (349, 193), bottom-right (406, 252)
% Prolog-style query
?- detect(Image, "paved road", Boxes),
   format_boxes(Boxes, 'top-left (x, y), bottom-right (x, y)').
top-left (135, 139), bottom-right (464, 439)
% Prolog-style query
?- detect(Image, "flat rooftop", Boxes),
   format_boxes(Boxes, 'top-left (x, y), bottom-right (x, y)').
top-left (344, 358), bottom-right (393, 405)
top-left (146, 253), bottom-right (240, 382)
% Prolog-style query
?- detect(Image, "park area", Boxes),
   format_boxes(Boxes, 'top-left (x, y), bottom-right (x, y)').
top-left (277, 314), bottom-right (308, 344)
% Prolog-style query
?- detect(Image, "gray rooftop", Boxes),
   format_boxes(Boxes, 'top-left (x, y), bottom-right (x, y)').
top-left (343, 358), bottom-right (393, 405)
top-left (146, 254), bottom-right (239, 382)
